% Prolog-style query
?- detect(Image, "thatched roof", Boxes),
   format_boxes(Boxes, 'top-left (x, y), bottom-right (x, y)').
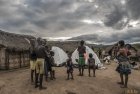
top-left (0, 30), bottom-right (35, 51)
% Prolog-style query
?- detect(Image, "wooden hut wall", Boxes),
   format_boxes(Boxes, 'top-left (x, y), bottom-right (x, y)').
top-left (0, 48), bottom-right (6, 70)
top-left (8, 52), bottom-right (20, 69)
top-left (9, 52), bottom-right (29, 69)
top-left (20, 53), bottom-right (25, 67)
top-left (24, 52), bottom-right (30, 67)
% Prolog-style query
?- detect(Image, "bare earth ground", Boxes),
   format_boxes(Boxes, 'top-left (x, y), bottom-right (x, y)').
top-left (0, 62), bottom-right (140, 94)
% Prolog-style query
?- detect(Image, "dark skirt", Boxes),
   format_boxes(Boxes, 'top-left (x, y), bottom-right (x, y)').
top-left (116, 62), bottom-right (131, 75)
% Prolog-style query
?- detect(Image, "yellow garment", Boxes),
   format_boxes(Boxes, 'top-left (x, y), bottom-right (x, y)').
top-left (35, 58), bottom-right (44, 74)
top-left (30, 60), bottom-right (36, 70)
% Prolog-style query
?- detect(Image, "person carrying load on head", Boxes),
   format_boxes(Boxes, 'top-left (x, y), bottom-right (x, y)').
top-left (77, 40), bottom-right (86, 76)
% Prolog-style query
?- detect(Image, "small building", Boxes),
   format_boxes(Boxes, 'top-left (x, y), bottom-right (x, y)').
top-left (0, 30), bottom-right (34, 70)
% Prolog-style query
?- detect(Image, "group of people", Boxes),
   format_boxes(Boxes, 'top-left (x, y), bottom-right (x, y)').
top-left (30, 38), bottom-right (56, 90)
top-left (29, 39), bottom-right (97, 90)
top-left (65, 40), bottom-right (97, 80)
top-left (29, 38), bottom-right (132, 90)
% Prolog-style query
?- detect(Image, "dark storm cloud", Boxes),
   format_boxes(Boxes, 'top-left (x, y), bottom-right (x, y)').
top-left (69, 28), bottom-right (140, 44)
top-left (103, 0), bottom-right (140, 29)
top-left (104, 6), bottom-right (128, 29)
top-left (0, 0), bottom-right (140, 44)
top-left (126, 0), bottom-right (140, 19)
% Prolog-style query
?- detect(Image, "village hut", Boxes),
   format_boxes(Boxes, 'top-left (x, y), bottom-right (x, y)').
top-left (0, 30), bottom-right (35, 70)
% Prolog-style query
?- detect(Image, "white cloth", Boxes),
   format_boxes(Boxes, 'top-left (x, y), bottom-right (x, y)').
top-left (72, 46), bottom-right (103, 67)
top-left (51, 46), bottom-right (68, 66)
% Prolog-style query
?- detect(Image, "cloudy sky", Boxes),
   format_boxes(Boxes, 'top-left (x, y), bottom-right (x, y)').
top-left (0, 0), bottom-right (140, 44)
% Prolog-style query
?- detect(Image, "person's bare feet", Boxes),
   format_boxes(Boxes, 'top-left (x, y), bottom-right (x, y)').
top-left (66, 78), bottom-right (69, 80)
top-left (120, 85), bottom-right (127, 88)
top-left (71, 78), bottom-right (74, 80)
top-left (39, 86), bottom-right (47, 90)
top-left (117, 82), bottom-right (124, 85)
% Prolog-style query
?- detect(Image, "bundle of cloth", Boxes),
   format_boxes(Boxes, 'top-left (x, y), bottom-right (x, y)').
top-left (130, 62), bottom-right (140, 70)
top-left (103, 55), bottom-right (111, 65)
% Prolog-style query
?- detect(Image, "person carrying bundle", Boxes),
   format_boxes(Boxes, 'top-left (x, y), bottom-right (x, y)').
top-left (116, 40), bottom-right (131, 88)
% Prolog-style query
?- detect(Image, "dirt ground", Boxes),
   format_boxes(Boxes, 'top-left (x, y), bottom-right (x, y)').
top-left (0, 62), bottom-right (140, 94)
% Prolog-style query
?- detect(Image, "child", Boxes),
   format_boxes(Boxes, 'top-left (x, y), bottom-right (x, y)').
top-left (66, 53), bottom-right (74, 80)
top-left (88, 53), bottom-right (96, 77)
top-left (49, 51), bottom-right (56, 80)
top-left (44, 46), bottom-right (51, 81)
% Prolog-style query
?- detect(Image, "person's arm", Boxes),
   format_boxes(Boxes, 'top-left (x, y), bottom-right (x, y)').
top-left (77, 46), bottom-right (80, 52)
top-left (88, 59), bottom-right (90, 66)
top-left (51, 58), bottom-right (56, 66)
top-left (94, 58), bottom-right (95, 65)
top-left (66, 59), bottom-right (68, 67)
top-left (117, 49), bottom-right (120, 57)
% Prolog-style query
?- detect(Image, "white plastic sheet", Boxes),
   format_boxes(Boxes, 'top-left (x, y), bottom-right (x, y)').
top-left (72, 46), bottom-right (103, 67)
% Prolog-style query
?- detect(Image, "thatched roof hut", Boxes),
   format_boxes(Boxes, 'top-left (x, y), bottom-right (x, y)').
top-left (0, 30), bottom-right (35, 51)
top-left (0, 30), bottom-right (36, 70)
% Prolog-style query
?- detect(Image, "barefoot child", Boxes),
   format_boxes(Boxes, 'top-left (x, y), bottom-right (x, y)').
top-left (88, 53), bottom-right (96, 77)
top-left (66, 53), bottom-right (74, 80)
top-left (49, 51), bottom-right (56, 80)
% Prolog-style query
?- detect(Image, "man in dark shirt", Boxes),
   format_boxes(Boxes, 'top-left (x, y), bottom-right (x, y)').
top-left (77, 40), bottom-right (86, 76)
top-left (35, 38), bottom-right (47, 90)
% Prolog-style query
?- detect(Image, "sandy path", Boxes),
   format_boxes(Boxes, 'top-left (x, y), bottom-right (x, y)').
top-left (0, 62), bottom-right (140, 94)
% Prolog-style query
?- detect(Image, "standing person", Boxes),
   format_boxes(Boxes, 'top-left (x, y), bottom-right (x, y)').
top-left (114, 44), bottom-right (119, 58)
top-left (35, 38), bottom-right (47, 90)
top-left (116, 40), bottom-right (131, 88)
top-left (102, 50), bottom-right (106, 59)
top-left (88, 53), bottom-right (96, 77)
top-left (49, 51), bottom-right (56, 80)
top-left (98, 48), bottom-right (102, 59)
top-left (66, 53), bottom-right (74, 80)
top-left (77, 40), bottom-right (86, 76)
top-left (44, 46), bottom-right (51, 81)
top-left (30, 49), bottom-right (37, 84)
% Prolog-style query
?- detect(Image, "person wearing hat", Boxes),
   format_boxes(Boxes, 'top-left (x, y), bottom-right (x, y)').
top-left (77, 40), bottom-right (86, 76)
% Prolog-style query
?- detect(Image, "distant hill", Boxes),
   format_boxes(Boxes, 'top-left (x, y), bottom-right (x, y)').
top-left (132, 44), bottom-right (140, 50)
